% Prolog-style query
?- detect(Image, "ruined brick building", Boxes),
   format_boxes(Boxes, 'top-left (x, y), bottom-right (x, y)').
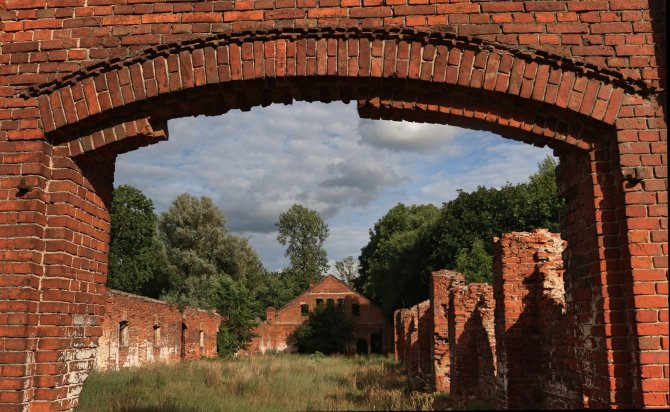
top-left (96, 290), bottom-right (221, 370)
top-left (0, 0), bottom-right (667, 409)
top-left (395, 230), bottom-right (619, 409)
top-left (243, 275), bottom-right (392, 355)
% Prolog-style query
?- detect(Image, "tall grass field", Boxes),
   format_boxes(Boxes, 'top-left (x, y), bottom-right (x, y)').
top-left (76, 354), bottom-right (455, 411)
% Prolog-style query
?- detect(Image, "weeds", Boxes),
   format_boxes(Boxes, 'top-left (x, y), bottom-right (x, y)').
top-left (77, 355), bottom-right (458, 412)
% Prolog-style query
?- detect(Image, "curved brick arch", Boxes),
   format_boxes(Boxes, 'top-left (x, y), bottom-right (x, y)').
top-left (0, 3), bottom-right (667, 412)
top-left (24, 28), bottom-right (644, 154)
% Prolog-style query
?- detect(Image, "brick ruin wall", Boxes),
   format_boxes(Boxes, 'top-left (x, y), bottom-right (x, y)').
top-left (394, 230), bottom-right (593, 407)
top-left (96, 290), bottom-right (221, 371)
top-left (243, 276), bottom-right (393, 356)
top-left (493, 230), bottom-right (578, 409)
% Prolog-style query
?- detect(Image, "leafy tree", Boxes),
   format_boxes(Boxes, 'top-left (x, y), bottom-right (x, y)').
top-left (158, 194), bottom-right (266, 305)
top-left (455, 238), bottom-right (492, 283)
top-left (356, 203), bottom-right (440, 316)
top-left (214, 277), bottom-right (260, 355)
top-left (253, 270), bottom-right (303, 317)
top-left (108, 185), bottom-right (167, 297)
top-left (158, 194), bottom-right (229, 308)
top-left (334, 256), bottom-right (359, 286)
top-left (357, 156), bottom-right (562, 316)
top-left (158, 194), bottom-right (267, 354)
top-left (293, 305), bottom-right (353, 354)
top-left (276, 204), bottom-right (330, 291)
top-left (428, 155), bottom-right (562, 268)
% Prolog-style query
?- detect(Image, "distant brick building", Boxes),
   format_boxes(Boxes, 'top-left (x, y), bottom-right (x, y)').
top-left (96, 290), bottom-right (221, 370)
top-left (243, 275), bottom-right (392, 355)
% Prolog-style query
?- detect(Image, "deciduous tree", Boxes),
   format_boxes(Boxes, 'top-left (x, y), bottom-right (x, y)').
top-left (276, 204), bottom-right (330, 291)
top-left (108, 185), bottom-right (167, 297)
top-left (334, 256), bottom-right (359, 286)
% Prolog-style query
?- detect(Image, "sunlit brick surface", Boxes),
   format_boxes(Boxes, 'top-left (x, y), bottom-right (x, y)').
top-left (0, 1), bottom-right (666, 409)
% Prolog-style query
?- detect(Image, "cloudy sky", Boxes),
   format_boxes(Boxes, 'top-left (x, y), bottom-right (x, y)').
top-left (115, 101), bottom-right (554, 271)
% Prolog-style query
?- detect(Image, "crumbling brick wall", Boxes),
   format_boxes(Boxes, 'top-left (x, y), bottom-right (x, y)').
top-left (396, 270), bottom-right (495, 399)
top-left (182, 307), bottom-right (221, 360)
top-left (440, 270), bottom-right (496, 403)
top-left (493, 229), bottom-right (579, 409)
top-left (430, 271), bottom-right (450, 393)
top-left (96, 290), bottom-right (221, 371)
top-left (450, 281), bottom-right (496, 402)
top-left (243, 275), bottom-right (392, 356)
top-left (394, 300), bottom-right (432, 380)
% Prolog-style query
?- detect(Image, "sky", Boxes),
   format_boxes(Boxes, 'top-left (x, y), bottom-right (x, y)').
top-left (115, 100), bottom-right (554, 272)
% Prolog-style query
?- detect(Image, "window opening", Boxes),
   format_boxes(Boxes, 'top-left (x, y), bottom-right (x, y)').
top-left (301, 304), bottom-right (309, 316)
top-left (352, 303), bottom-right (360, 316)
top-left (119, 321), bottom-right (129, 347)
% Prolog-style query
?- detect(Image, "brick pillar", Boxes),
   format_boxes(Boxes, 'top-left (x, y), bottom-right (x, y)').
top-left (447, 271), bottom-right (495, 403)
top-left (614, 109), bottom-right (668, 407)
top-left (416, 300), bottom-right (433, 380)
top-left (0, 146), bottom-right (115, 411)
top-left (430, 270), bottom-right (451, 393)
top-left (493, 229), bottom-right (579, 409)
top-left (557, 134), bottom-right (668, 409)
top-left (493, 232), bottom-right (544, 409)
top-left (0, 140), bottom-right (53, 411)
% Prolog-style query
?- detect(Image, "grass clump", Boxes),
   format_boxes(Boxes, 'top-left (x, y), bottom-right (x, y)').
top-left (77, 355), bottom-right (453, 411)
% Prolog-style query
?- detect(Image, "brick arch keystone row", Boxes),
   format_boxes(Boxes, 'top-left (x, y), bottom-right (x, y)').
top-left (23, 28), bottom-right (652, 148)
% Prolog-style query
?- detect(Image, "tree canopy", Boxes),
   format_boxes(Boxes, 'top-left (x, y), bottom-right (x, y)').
top-left (355, 156), bottom-right (562, 316)
top-left (276, 204), bottom-right (330, 291)
top-left (334, 256), bottom-right (359, 287)
top-left (355, 203), bottom-right (440, 315)
top-left (108, 185), bottom-right (167, 297)
top-left (156, 193), bottom-right (266, 354)
top-left (293, 305), bottom-right (353, 355)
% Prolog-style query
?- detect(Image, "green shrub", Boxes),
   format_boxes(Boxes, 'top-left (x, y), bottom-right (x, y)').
top-left (294, 305), bottom-right (353, 354)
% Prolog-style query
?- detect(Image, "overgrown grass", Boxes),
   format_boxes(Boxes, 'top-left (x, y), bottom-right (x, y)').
top-left (77, 354), bottom-right (453, 411)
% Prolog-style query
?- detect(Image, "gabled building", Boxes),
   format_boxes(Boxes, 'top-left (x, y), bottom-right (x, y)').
top-left (243, 275), bottom-right (392, 355)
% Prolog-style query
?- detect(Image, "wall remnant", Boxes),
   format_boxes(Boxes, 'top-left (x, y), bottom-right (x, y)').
top-left (96, 290), bottom-right (221, 371)
top-left (493, 229), bottom-right (579, 409)
top-left (395, 230), bottom-right (593, 408)
top-left (242, 275), bottom-right (392, 356)
top-left (395, 270), bottom-right (495, 403)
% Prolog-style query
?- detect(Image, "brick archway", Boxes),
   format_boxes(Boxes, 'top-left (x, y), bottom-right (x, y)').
top-left (1, 2), bottom-right (666, 411)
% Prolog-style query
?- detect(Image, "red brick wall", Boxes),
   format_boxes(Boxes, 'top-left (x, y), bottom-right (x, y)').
top-left (97, 290), bottom-right (221, 371)
top-left (448, 279), bottom-right (496, 403)
top-left (243, 275), bottom-right (392, 355)
top-left (394, 300), bottom-right (431, 378)
top-left (182, 307), bottom-right (221, 360)
top-left (493, 230), bottom-right (579, 409)
top-left (397, 270), bottom-right (496, 401)
top-left (429, 271), bottom-right (450, 393)
top-left (0, 1), bottom-right (666, 409)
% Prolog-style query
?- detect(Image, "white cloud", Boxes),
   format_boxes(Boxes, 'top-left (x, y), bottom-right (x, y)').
top-left (358, 118), bottom-right (463, 154)
top-left (115, 101), bottom-right (553, 271)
